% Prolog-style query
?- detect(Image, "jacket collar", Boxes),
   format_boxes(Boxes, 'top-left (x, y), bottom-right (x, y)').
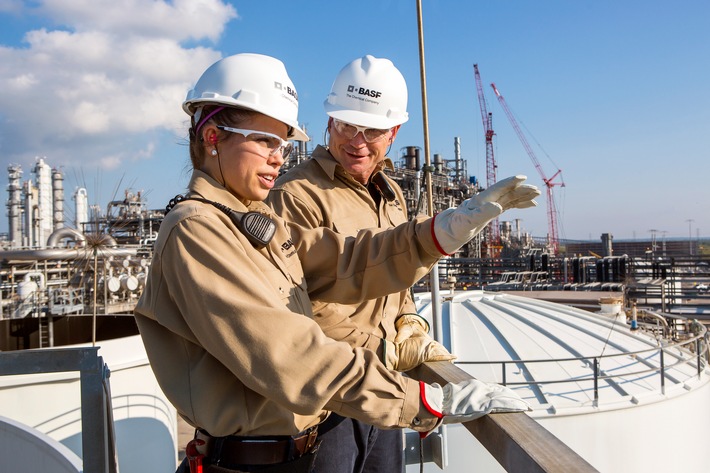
top-left (188, 170), bottom-right (273, 216)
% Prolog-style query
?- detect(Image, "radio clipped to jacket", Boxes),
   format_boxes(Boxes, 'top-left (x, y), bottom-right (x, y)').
top-left (166, 195), bottom-right (276, 249)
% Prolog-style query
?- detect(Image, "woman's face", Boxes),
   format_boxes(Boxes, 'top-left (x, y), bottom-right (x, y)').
top-left (202, 113), bottom-right (289, 203)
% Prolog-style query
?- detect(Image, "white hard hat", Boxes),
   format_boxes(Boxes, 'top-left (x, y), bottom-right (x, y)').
top-left (324, 55), bottom-right (408, 129)
top-left (183, 53), bottom-right (309, 141)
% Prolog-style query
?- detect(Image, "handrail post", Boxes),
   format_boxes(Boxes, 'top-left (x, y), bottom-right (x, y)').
top-left (593, 357), bottom-right (599, 403)
top-left (80, 355), bottom-right (111, 472)
top-left (659, 348), bottom-right (666, 394)
top-left (501, 361), bottom-right (507, 386)
top-left (0, 347), bottom-right (116, 473)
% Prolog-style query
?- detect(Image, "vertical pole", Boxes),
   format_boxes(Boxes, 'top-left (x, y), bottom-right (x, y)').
top-left (416, 0), bottom-right (444, 346)
top-left (93, 249), bottom-right (98, 347)
top-left (661, 284), bottom-right (666, 314)
top-left (80, 351), bottom-right (110, 473)
top-left (686, 219), bottom-right (694, 256)
top-left (593, 358), bottom-right (599, 403)
top-left (659, 348), bottom-right (666, 394)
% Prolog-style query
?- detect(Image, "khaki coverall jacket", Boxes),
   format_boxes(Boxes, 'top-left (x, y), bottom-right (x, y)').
top-left (134, 171), bottom-right (442, 438)
top-left (268, 145), bottom-right (418, 361)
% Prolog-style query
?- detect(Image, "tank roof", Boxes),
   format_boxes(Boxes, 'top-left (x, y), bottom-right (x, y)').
top-left (415, 291), bottom-right (710, 416)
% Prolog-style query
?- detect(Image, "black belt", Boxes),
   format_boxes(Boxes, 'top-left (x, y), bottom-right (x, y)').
top-left (317, 413), bottom-right (346, 436)
top-left (194, 427), bottom-right (318, 466)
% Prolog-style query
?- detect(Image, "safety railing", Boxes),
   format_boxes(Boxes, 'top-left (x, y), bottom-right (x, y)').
top-left (409, 330), bottom-right (708, 472)
top-left (456, 332), bottom-right (708, 400)
top-left (0, 346), bottom-right (118, 473)
top-left (409, 361), bottom-right (599, 472)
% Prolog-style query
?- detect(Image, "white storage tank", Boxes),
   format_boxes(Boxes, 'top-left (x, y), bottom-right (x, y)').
top-left (409, 291), bottom-right (710, 473)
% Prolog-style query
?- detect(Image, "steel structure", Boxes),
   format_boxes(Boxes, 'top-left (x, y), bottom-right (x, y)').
top-left (491, 83), bottom-right (564, 254)
top-left (473, 64), bottom-right (500, 255)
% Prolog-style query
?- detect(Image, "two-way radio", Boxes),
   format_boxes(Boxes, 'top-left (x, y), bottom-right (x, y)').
top-left (166, 195), bottom-right (276, 249)
top-left (370, 171), bottom-right (397, 202)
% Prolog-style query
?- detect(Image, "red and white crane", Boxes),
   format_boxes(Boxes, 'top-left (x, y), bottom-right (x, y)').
top-left (491, 82), bottom-right (564, 254)
top-left (473, 64), bottom-right (500, 254)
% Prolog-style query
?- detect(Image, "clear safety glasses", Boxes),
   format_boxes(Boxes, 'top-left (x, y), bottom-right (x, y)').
top-left (217, 126), bottom-right (293, 160)
top-left (332, 119), bottom-right (391, 143)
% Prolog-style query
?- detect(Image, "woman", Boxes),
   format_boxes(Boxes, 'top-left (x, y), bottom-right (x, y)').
top-left (134, 53), bottom-right (535, 473)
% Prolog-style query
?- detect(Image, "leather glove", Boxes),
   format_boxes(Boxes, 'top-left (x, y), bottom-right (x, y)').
top-left (420, 379), bottom-right (531, 424)
top-left (386, 332), bottom-right (456, 372)
top-left (383, 314), bottom-right (456, 371)
top-left (432, 175), bottom-right (540, 255)
top-left (394, 313), bottom-right (430, 341)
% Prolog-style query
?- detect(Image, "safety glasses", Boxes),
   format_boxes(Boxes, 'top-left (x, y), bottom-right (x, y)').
top-left (217, 126), bottom-right (293, 159)
top-left (332, 119), bottom-right (391, 143)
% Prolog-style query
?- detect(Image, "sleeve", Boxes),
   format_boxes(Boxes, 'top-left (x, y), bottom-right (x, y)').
top-left (160, 214), bottom-right (437, 430)
top-left (309, 299), bottom-right (380, 351)
top-left (271, 187), bottom-right (382, 351)
top-left (399, 288), bottom-right (419, 316)
top-left (389, 178), bottom-right (421, 317)
top-left (268, 188), bottom-right (323, 229)
top-left (289, 216), bottom-right (442, 304)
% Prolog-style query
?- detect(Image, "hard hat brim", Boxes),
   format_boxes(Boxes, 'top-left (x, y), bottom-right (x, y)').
top-left (325, 103), bottom-right (408, 130)
top-left (186, 98), bottom-right (309, 142)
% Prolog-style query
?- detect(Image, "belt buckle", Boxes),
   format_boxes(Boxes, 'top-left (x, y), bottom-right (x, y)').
top-left (304, 426), bottom-right (318, 452)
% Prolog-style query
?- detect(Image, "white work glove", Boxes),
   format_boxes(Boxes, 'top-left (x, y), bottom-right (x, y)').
top-left (433, 175), bottom-right (540, 255)
top-left (421, 379), bottom-right (531, 424)
top-left (468, 175), bottom-right (540, 212)
top-left (384, 314), bottom-right (456, 372)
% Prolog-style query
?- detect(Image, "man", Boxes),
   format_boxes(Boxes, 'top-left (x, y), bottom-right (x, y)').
top-left (268, 55), bottom-right (454, 473)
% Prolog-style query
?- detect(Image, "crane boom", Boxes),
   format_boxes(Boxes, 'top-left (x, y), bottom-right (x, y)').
top-left (474, 65), bottom-right (497, 189)
top-left (490, 82), bottom-right (563, 254)
top-left (473, 64), bottom-right (499, 253)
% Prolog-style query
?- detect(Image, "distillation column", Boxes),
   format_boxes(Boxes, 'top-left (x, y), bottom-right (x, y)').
top-left (73, 188), bottom-right (89, 231)
top-left (7, 164), bottom-right (23, 248)
top-left (32, 157), bottom-right (53, 247)
top-left (52, 168), bottom-right (65, 230)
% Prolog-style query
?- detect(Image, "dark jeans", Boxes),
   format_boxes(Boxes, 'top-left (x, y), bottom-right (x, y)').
top-left (312, 415), bottom-right (403, 473)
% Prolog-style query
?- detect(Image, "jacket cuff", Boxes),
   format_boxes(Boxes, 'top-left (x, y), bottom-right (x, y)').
top-left (399, 378), bottom-right (441, 432)
top-left (430, 213), bottom-right (451, 256)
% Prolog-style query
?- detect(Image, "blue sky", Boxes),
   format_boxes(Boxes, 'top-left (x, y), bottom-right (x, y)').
top-left (0, 0), bottom-right (708, 241)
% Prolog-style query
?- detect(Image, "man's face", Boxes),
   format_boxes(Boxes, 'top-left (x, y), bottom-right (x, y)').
top-left (327, 118), bottom-right (400, 185)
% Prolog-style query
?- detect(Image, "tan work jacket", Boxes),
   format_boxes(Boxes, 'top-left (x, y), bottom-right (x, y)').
top-left (134, 170), bottom-right (442, 437)
top-left (269, 145), bottom-right (418, 360)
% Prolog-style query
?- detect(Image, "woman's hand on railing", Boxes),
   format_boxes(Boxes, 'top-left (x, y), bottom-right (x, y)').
top-left (420, 379), bottom-right (531, 424)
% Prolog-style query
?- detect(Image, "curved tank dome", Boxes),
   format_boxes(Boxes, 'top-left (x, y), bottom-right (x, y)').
top-left (410, 290), bottom-right (710, 473)
top-left (414, 290), bottom-right (709, 414)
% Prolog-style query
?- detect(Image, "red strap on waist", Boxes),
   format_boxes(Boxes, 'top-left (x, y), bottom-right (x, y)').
top-left (186, 438), bottom-right (205, 473)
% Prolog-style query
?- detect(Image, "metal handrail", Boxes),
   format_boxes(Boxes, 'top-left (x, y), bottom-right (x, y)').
top-left (409, 361), bottom-right (599, 472)
top-left (456, 332), bottom-right (708, 401)
top-left (0, 346), bottom-right (118, 473)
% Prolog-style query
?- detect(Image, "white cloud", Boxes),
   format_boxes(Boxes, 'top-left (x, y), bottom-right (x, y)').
top-left (38, 0), bottom-right (237, 42)
top-left (0, 0), bottom-right (23, 14)
top-left (0, 0), bottom-right (235, 172)
top-left (7, 72), bottom-right (38, 89)
top-left (99, 154), bottom-right (123, 170)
